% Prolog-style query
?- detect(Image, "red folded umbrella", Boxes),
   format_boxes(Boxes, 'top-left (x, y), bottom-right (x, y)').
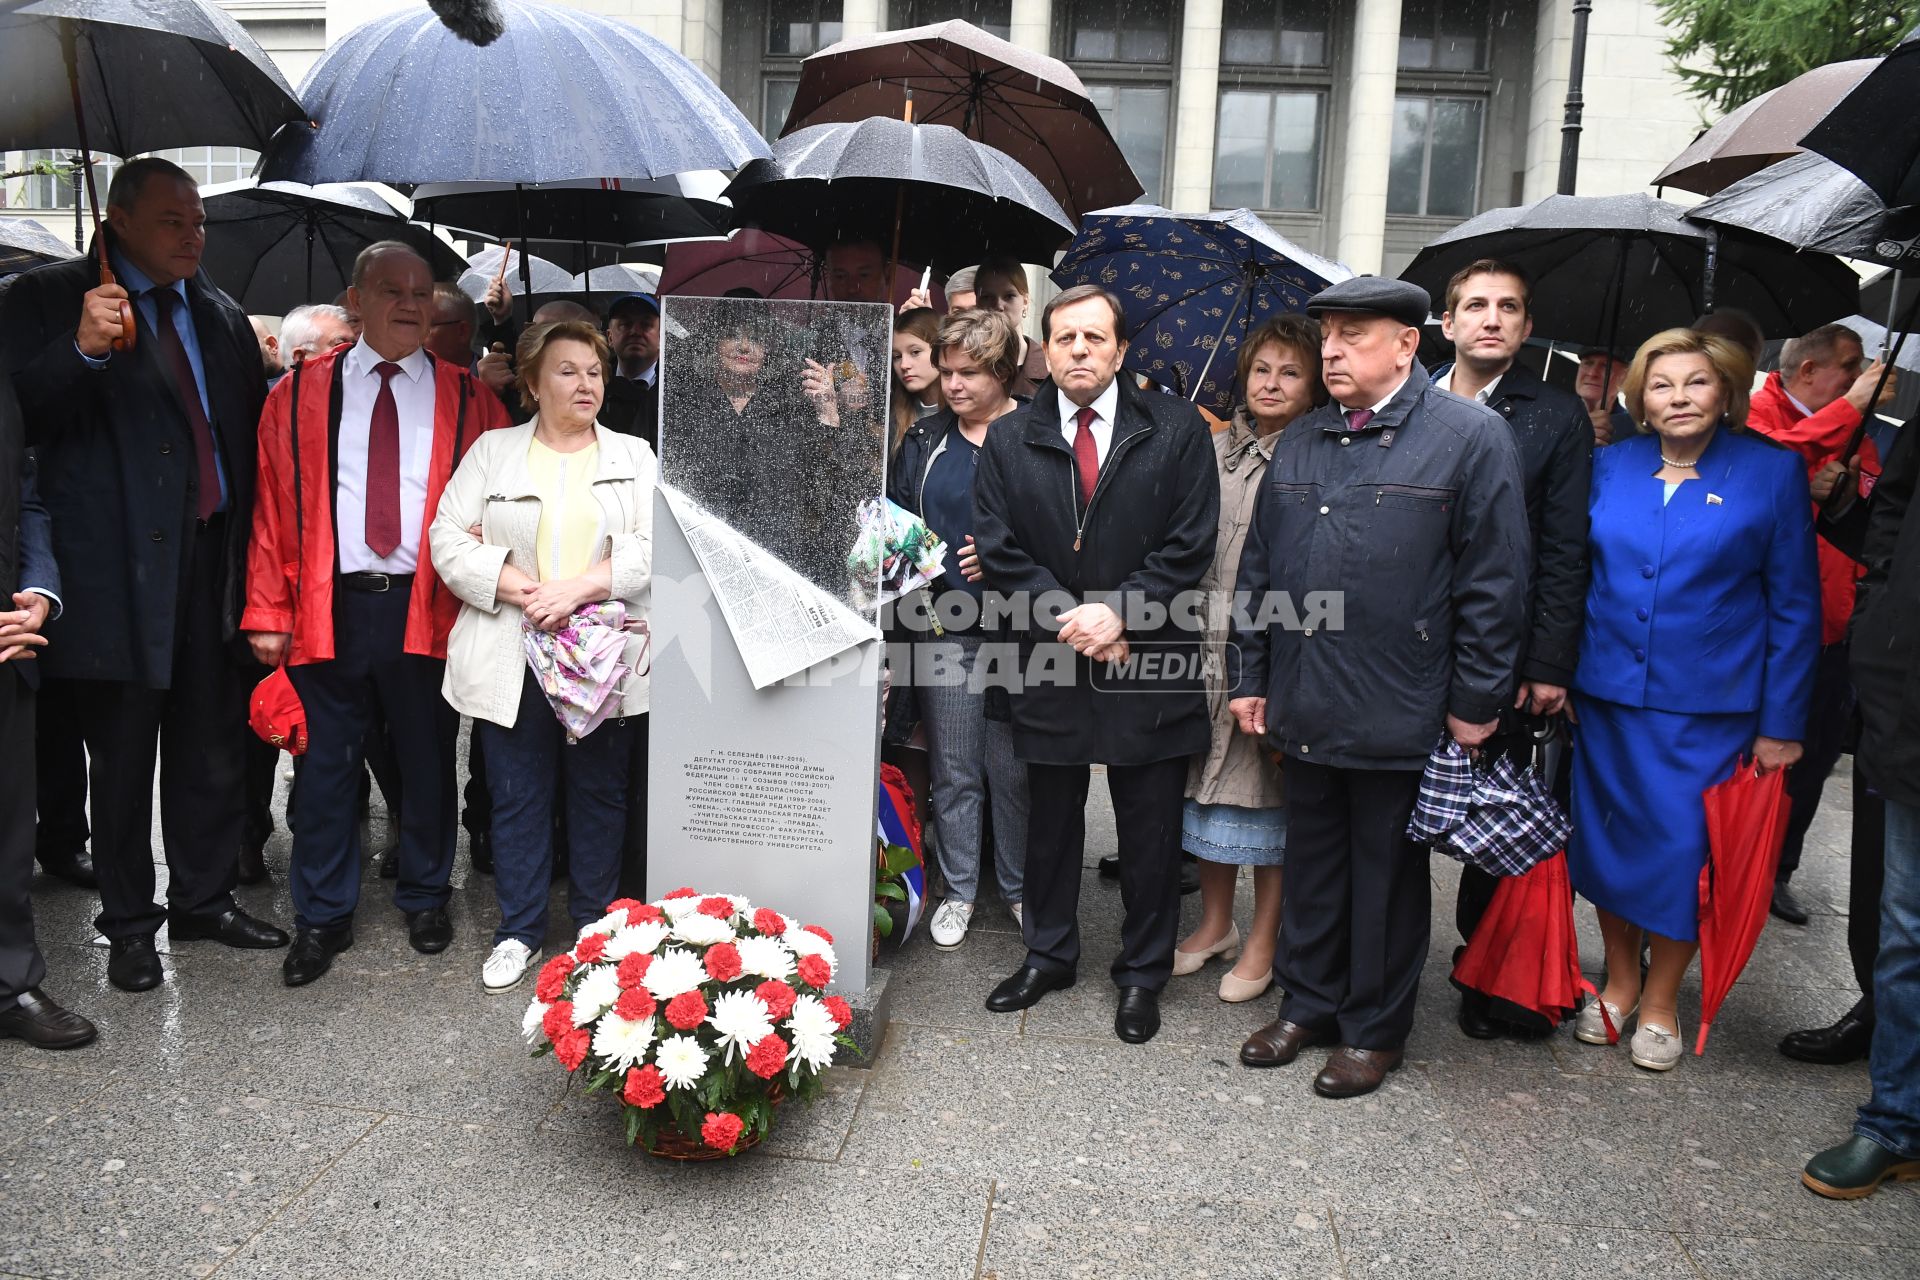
top-left (1696, 760), bottom-right (1792, 1054)
top-left (1452, 851), bottom-right (1594, 1026)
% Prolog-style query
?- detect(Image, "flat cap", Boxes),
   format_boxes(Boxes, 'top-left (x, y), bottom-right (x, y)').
top-left (1306, 276), bottom-right (1431, 328)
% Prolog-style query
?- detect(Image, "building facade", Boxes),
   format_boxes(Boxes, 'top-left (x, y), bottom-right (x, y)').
top-left (6, 0), bottom-right (1713, 276)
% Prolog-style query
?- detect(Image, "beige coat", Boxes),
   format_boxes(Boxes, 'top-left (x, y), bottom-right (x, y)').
top-left (1186, 410), bottom-right (1286, 808)
top-left (430, 421), bottom-right (655, 729)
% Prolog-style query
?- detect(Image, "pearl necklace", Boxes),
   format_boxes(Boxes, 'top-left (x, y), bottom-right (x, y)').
top-left (1660, 455), bottom-right (1698, 469)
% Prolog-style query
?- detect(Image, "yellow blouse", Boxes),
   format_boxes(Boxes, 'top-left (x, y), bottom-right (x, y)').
top-left (527, 436), bottom-right (601, 581)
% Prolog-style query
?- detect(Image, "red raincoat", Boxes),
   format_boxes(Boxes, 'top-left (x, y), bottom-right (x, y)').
top-left (242, 347), bottom-right (509, 665)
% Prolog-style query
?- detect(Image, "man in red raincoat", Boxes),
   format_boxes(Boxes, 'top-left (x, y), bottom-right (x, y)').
top-left (244, 242), bottom-right (508, 987)
top-left (1746, 324), bottom-right (1898, 927)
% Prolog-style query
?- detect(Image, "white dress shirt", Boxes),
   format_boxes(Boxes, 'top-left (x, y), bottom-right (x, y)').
top-left (1057, 378), bottom-right (1122, 466)
top-left (336, 338), bottom-right (437, 573)
top-left (1439, 366), bottom-right (1502, 404)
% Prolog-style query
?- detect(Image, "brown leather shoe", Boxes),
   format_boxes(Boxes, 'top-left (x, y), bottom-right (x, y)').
top-left (1312, 1045), bottom-right (1404, 1098)
top-left (1239, 1018), bottom-right (1333, 1068)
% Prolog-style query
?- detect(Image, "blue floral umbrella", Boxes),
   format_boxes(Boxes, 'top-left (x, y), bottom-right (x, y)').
top-left (1050, 205), bottom-right (1349, 416)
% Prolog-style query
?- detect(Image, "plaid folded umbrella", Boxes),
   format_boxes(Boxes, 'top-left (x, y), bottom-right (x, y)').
top-left (1408, 736), bottom-right (1571, 877)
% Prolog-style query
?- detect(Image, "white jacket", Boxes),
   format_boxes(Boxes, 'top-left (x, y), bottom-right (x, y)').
top-left (430, 420), bottom-right (655, 729)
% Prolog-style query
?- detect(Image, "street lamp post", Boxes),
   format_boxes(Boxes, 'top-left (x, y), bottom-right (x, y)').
top-left (1558, 0), bottom-right (1594, 195)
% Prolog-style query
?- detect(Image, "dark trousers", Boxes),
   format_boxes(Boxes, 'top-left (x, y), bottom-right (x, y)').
top-left (1022, 757), bottom-right (1186, 989)
top-left (32, 676), bottom-right (88, 860)
top-left (1852, 759), bottom-right (1888, 1022)
top-left (0, 671), bottom-right (46, 1006)
top-left (69, 518), bottom-right (246, 939)
top-left (1280, 760), bottom-right (1430, 1050)
top-left (478, 671), bottom-right (632, 947)
top-left (242, 730), bottom-right (278, 851)
top-left (285, 585), bottom-right (456, 930)
top-left (1779, 641), bottom-right (1855, 882)
top-left (619, 711), bottom-right (650, 898)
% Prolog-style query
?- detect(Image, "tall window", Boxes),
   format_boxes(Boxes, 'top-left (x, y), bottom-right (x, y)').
top-left (1398, 0), bottom-right (1489, 71)
top-left (1212, 90), bottom-right (1322, 212)
top-left (5, 147), bottom-right (252, 212)
top-left (888, 0), bottom-right (1011, 38)
top-left (1387, 96), bottom-right (1483, 217)
top-left (762, 0), bottom-right (844, 137)
top-left (1066, 2), bottom-right (1176, 204)
top-left (1220, 0), bottom-right (1331, 70)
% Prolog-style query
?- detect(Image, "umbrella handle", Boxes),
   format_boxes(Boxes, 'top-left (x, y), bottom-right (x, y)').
top-left (62, 21), bottom-right (133, 353)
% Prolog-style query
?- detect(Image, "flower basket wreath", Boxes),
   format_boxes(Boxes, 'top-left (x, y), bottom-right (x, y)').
top-left (523, 888), bottom-right (857, 1159)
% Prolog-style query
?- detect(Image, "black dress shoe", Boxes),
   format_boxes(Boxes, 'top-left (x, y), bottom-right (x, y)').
top-left (985, 965), bottom-right (1075, 1013)
top-left (283, 925), bottom-right (354, 987)
top-left (107, 936), bottom-right (163, 992)
top-left (35, 846), bottom-right (97, 890)
top-left (169, 907), bottom-right (290, 950)
top-left (1770, 881), bottom-right (1811, 925)
top-left (469, 828), bottom-right (494, 875)
top-left (1780, 1006), bottom-right (1875, 1065)
top-left (237, 841), bottom-right (269, 885)
top-left (0, 987), bottom-right (98, 1049)
top-left (407, 906), bottom-right (454, 955)
top-left (1114, 986), bottom-right (1161, 1044)
top-left (1458, 989), bottom-right (1503, 1040)
top-left (1096, 854), bottom-right (1120, 880)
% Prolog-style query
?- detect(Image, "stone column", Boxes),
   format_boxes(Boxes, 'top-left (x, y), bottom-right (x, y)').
top-left (1009, 0), bottom-right (1050, 52)
top-left (1166, 0), bottom-right (1223, 213)
top-left (1336, 0), bottom-right (1402, 274)
top-left (842, 0), bottom-right (883, 39)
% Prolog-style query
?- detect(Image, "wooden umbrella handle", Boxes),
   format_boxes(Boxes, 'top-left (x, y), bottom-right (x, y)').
top-left (98, 255), bottom-right (135, 354)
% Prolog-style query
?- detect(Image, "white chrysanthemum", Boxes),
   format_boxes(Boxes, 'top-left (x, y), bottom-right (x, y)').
top-left (708, 990), bottom-right (774, 1061)
top-left (660, 894), bottom-right (705, 922)
top-left (654, 1034), bottom-right (709, 1090)
top-left (787, 994), bottom-right (838, 1071)
top-left (726, 894), bottom-right (755, 916)
top-left (579, 908), bottom-right (628, 939)
top-left (591, 1012), bottom-right (656, 1071)
top-left (786, 929), bottom-right (838, 978)
top-left (521, 999), bottom-right (549, 1045)
top-left (735, 935), bottom-right (795, 981)
top-left (641, 947), bottom-right (706, 1000)
top-left (571, 966), bottom-right (622, 1023)
top-left (672, 912), bottom-right (737, 947)
top-left (604, 920), bottom-right (670, 961)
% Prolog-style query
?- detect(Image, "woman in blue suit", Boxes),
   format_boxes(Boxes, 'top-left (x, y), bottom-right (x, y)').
top-left (1570, 328), bottom-right (1819, 1072)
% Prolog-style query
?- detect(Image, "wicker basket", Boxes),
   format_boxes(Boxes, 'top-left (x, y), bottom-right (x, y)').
top-left (640, 1084), bottom-right (786, 1161)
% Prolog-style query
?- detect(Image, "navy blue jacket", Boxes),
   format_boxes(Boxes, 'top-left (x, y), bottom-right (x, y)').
top-left (1574, 429), bottom-right (1819, 740)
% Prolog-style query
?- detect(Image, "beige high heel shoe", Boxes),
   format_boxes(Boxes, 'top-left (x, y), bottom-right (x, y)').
top-left (1172, 925), bottom-right (1240, 977)
top-left (1217, 966), bottom-right (1272, 1003)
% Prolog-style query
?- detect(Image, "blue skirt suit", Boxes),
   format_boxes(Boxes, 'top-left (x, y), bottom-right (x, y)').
top-left (1569, 429), bottom-right (1820, 940)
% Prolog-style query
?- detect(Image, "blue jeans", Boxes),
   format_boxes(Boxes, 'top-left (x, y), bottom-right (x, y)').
top-left (478, 671), bottom-right (633, 949)
top-left (1857, 798), bottom-right (1920, 1158)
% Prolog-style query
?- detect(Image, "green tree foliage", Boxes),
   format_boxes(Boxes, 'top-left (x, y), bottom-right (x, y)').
top-left (1658, 0), bottom-right (1919, 113)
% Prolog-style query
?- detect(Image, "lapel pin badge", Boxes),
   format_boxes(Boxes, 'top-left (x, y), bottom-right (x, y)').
top-left (1706, 493), bottom-right (1723, 505)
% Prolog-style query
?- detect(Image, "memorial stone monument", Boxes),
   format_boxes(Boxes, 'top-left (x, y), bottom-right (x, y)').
top-left (648, 296), bottom-right (893, 999)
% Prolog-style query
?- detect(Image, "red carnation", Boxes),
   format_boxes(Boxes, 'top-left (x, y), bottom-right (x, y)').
top-left (745, 1032), bottom-right (789, 1080)
top-left (796, 954), bottom-right (831, 989)
top-left (823, 995), bottom-right (853, 1031)
top-left (755, 980), bottom-right (797, 1021)
top-left (575, 932), bottom-right (608, 964)
top-left (697, 895), bottom-right (735, 919)
top-left (752, 908), bottom-right (787, 936)
top-left (553, 1027), bottom-right (591, 1072)
top-left (534, 953), bottom-right (575, 1002)
top-left (664, 886), bottom-right (699, 899)
top-left (622, 1064), bottom-right (666, 1109)
top-left (701, 1111), bottom-right (745, 1152)
top-left (541, 1001), bottom-right (576, 1043)
top-left (703, 942), bottom-right (744, 983)
top-left (613, 986), bottom-right (656, 1023)
top-left (628, 903), bottom-right (666, 925)
top-left (802, 924), bottom-right (835, 945)
top-left (606, 898), bottom-right (643, 916)
top-left (615, 953), bottom-right (652, 990)
top-left (665, 990), bottom-right (709, 1032)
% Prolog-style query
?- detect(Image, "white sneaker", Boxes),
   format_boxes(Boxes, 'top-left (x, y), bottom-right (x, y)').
top-left (929, 899), bottom-right (975, 950)
top-left (1009, 902), bottom-right (1023, 929)
top-left (483, 939), bottom-right (539, 993)
top-left (1630, 1021), bottom-right (1684, 1071)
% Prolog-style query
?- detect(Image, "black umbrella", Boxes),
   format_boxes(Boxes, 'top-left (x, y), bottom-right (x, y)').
top-left (198, 180), bottom-right (468, 314)
top-left (1801, 24), bottom-right (1920, 209)
top-left (0, 218), bottom-right (82, 276)
top-left (724, 117), bottom-right (1076, 273)
top-left (1399, 193), bottom-right (1859, 356)
top-left (1687, 152), bottom-right (1920, 271)
top-left (412, 174), bottom-right (731, 254)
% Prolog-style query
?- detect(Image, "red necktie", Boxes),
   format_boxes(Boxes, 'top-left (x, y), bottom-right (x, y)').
top-left (1073, 405), bottom-right (1100, 508)
top-left (1346, 408), bottom-right (1375, 431)
top-left (147, 289), bottom-right (221, 521)
top-left (365, 361), bottom-right (402, 558)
